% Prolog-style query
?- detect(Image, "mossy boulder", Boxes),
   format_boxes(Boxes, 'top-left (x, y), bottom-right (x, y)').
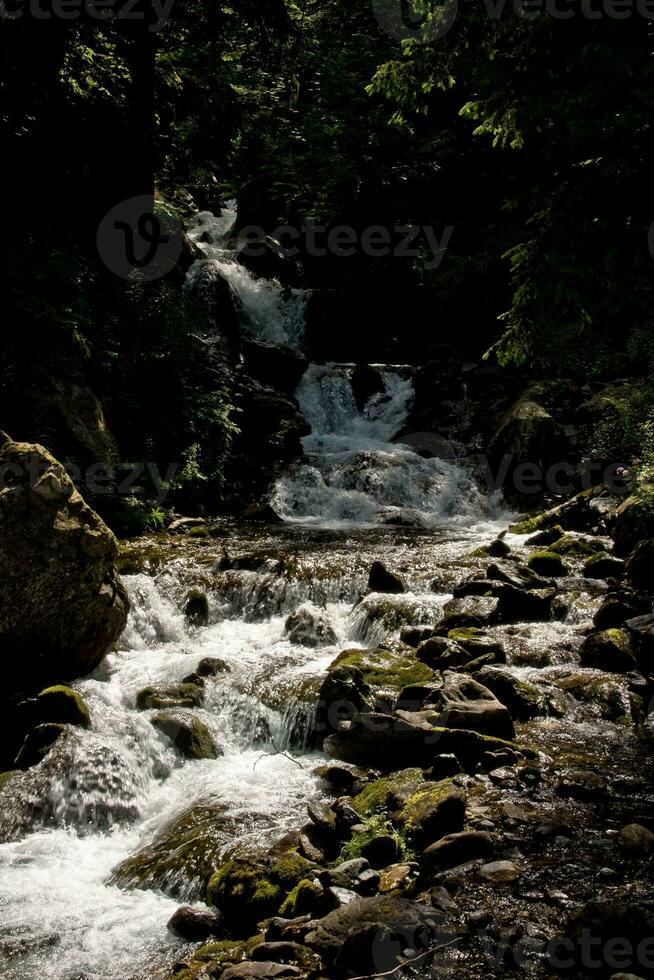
top-left (111, 802), bottom-right (237, 900)
top-left (528, 551), bottom-right (568, 577)
top-left (509, 487), bottom-right (603, 535)
top-left (269, 851), bottom-right (316, 891)
top-left (279, 879), bottom-right (323, 917)
top-left (206, 859), bottom-right (283, 928)
top-left (151, 713), bottom-right (218, 759)
top-left (579, 629), bottom-right (637, 673)
top-left (136, 683), bottom-right (203, 710)
top-left (351, 768), bottom-right (425, 817)
top-left (0, 436), bottom-right (129, 694)
top-left (31, 686), bottom-right (91, 728)
top-left (526, 525), bottom-right (564, 547)
top-left (401, 780), bottom-right (466, 846)
top-left (548, 534), bottom-right (605, 558)
top-left (328, 649), bottom-right (433, 696)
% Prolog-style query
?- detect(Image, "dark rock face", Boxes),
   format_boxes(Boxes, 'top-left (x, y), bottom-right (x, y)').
top-left (0, 437), bottom-right (129, 694)
top-left (368, 562), bottom-right (407, 595)
top-left (351, 365), bottom-right (386, 411)
top-left (243, 339), bottom-right (308, 396)
top-left (167, 905), bottom-right (223, 941)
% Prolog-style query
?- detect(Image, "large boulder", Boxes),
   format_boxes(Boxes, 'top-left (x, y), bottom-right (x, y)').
top-left (243, 339), bottom-right (308, 396)
top-left (304, 895), bottom-right (445, 977)
top-left (0, 436), bottom-right (129, 693)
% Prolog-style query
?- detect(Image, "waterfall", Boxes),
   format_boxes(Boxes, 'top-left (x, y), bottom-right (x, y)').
top-left (272, 363), bottom-right (506, 528)
top-left (186, 203), bottom-right (307, 349)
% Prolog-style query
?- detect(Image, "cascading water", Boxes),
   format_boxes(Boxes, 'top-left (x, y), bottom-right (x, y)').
top-left (185, 205), bottom-right (307, 349)
top-left (272, 363), bottom-right (506, 528)
top-left (0, 205), bottom-right (513, 980)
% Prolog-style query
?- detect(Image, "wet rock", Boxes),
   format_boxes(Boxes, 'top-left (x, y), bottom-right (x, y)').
top-left (617, 823), bottom-right (654, 855)
top-left (425, 672), bottom-right (516, 740)
top-left (473, 667), bottom-right (551, 720)
top-left (625, 612), bottom-right (654, 663)
top-left (478, 860), bottom-right (521, 884)
top-left (583, 553), bottom-right (625, 579)
top-left (110, 802), bottom-right (238, 899)
top-left (284, 604), bottom-right (337, 647)
top-left (319, 859), bottom-right (379, 896)
top-left (556, 769), bottom-right (608, 800)
top-left (304, 895), bottom-right (444, 977)
top-left (307, 801), bottom-right (337, 834)
top-left (367, 562), bottom-right (406, 594)
top-left (22, 686), bottom-right (90, 729)
top-left (527, 551), bottom-right (568, 577)
top-left (298, 830), bottom-right (325, 864)
top-left (562, 898), bottom-right (654, 976)
top-left (15, 723), bottom-right (66, 769)
top-left (266, 915), bottom-right (313, 943)
top-left (243, 339), bottom-right (308, 396)
top-left (423, 830), bottom-right (495, 870)
top-left (184, 590), bottom-right (210, 627)
top-left (440, 596), bottom-right (499, 629)
top-left (351, 364), bottom-right (386, 411)
top-left (494, 583), bottom-right (555, 622)
top-left (251, 941), bottom-right (318, 970)
top-left (151, 713), bottom-right (218, 760)
top-left (0, 438), bottom-right (129, 693)
top-left (315, 666), bottom-right (372, 739)
top-left (182, 657), bottom-right (231, 684)
top-left (167, 906), bottom-right (224, 941)
top-left (594, 595), bottom-right (647, 630)
top-left (400, 626), bottom-right (436, 647)
top-left (487, 561), bottom-right (551, 590)
top-left (488, 537), bottom-right (511, 558)
top-left (526, 525), bottom-right (564, 547)
top-left (136, 683), bottom-right (204, 710)
top-left (378, 863), bottom-right (418, 894)
top-left (325, 648), bottom-right (433, 700)
top-left (312, 765), bottom-right (360, 795)
top-left (333, 798), bottom-right (361, 835)
top-left (579, 629), bottom-right (637, 672)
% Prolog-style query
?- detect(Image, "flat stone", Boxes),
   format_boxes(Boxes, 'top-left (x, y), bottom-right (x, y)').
top-left (478, 860), bottom-right (522, 884)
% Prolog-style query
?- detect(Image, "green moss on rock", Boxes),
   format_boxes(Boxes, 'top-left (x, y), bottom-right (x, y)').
top-left (351, 768), bottom-right (424, 817)
top-left (527, 551), bottom-right (569, 577)
top-left (206, 859), bottom-right (283, 928)
top-left (548, 535), bottom-right (605, 558)
top-left (330, 649), bottom-right (433, 694)
top-left (279, 878), bottom-right (323, 917)
top-left (269, 850), bottom-right (315, 890)
top-left (0, 771), bottom-right (19, 793)
top-left (35, 685), bottom-right (91, 727)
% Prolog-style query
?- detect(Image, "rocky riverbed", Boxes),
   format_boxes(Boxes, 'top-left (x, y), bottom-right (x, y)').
top-left (1, 490), bottom-right (653, 980)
